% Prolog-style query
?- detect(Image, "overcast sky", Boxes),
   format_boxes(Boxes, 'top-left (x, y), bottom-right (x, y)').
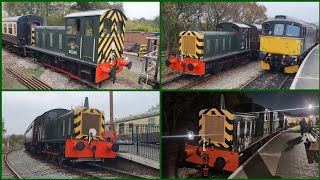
top-left (258, 2), bottom-right (319, 23)
top-left (2, 91), bottom-right (159, 135)
top-left (123, 2), bottom-right (159, 19)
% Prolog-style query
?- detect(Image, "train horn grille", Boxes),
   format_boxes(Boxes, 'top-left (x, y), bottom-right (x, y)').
top-left (82, 113), bottom-right (101, 136)
top-left (181, 36), bottom-right (196, 55)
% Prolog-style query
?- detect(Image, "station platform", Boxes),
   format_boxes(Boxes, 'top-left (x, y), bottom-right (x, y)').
top-left (117, 152), bottom-right (159, 169)
top-left (290, 45), bottom-right (319, 89)
top-left (229, 130), bottom-right (319, 178)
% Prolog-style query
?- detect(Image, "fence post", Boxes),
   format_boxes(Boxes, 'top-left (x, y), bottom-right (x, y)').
top-left (136, 125), bottom-right (139, 156)
top-left (130, 124), bottom-right (134, 142)
top-left (147, 125), bottom-right (149, 143)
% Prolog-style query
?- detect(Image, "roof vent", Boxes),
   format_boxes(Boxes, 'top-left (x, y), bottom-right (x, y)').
top-left (275, 15), bottom-right (286, 19)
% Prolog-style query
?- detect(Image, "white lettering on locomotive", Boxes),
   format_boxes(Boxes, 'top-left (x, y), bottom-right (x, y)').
top-left (69, 50), bottom-right (78, 55)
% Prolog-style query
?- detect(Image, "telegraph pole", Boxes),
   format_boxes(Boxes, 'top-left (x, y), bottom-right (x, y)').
top-left (110, 91), bottom-right (114, 131)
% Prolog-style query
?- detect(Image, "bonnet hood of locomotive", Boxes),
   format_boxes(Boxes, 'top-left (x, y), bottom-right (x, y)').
top-left (64, 9), bottom-right (127, 64)
top-left (98, 9), bottom-right (127, 64)
top-left (179, 31), bottom-right (204, 59)
top-left (198, 108), bottom-right (235, 149)
top-left (73, 106), bottom-right (105, 140)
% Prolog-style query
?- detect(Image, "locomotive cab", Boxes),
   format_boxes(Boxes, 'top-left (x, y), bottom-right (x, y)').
top-left (64, 9), bottom-right (132, 83)
top-left (259, 15), bottom-right (318, 73)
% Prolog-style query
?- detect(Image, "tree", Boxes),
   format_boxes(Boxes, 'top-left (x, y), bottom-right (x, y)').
top-left (2, 2), bottom-right (124, 26)
top-left (162, 2), bottom-right (268, 56)
top-left (2, 118), bottom-right (7, 136)
top-left (148, 104), bottom-right (160, 112)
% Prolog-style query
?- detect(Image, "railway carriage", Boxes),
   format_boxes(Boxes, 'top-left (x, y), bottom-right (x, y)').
top-left (259, 15), bottom-right (318, 73)
top-left (181, 108), bottom-right (284, 176)
top-left (24, 97), bottom-right (119, 165)
top-left (166, 22), bottom-right (259, 76)
top-left (2, 15), bottom-right (45, 52)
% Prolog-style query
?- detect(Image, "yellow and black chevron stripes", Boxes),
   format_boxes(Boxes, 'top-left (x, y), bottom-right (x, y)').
top-left (32, 27), bottom-right (35, 46)
top-left (73, 107), bottom-right (105, 141)
top-left (198, 108), bottom-right (234, 150)
top-left (179, 31), bottom-right (204, 59)
top-left (98, 9), bottom-right (127, 64)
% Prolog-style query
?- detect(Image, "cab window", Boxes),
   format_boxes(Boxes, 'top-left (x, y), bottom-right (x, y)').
top-left (66, 18), bottom-right (80, 35)
top-left (85, 19), bottom-right (93, 36)
top-left (103, 18), bottom-right (113, 34)
top-left (262, 23), bottom-right (272, 35)
top-left (117, 21), bottom-right (124, 34)
top-left (286, 25), bottom-right (300, 37)
top-left (8, 23), bottom-right (13, 34)
top-left (274, 24), bottom-right (284, 35)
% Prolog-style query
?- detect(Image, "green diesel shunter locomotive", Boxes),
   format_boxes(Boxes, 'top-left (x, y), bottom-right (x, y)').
top-left (166, 22), bottom-right (259, 75)
top-left (25, 9), bottom-right (132, 84)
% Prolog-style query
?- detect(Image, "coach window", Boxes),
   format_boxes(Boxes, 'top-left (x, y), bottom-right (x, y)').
top-left (67, 18), bottom-right (80, 35)
top-left (8, 23), bottom-right (13, 34)
top-left (3, 24), bottom-right (7, 33)
top-left (85, 19), bottom-right (93, 36)
top-left (119, 123), bottom-right (125, 135)
top-left (103, 18), bottom-right (113, 34)
top-left (117, 21), bottom-right (124, 34)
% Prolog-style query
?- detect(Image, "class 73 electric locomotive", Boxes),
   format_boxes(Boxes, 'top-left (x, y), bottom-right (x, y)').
top-left (259, 15), bottom-right (318, 73)
top-left (2, 9), bottom-right (132, 84)
top-left (165, 22), bottom-right (261, 75)
top-left (182, 108), bottom-right (285, 176)
top-left (24, 97), bottom-right (118, 165)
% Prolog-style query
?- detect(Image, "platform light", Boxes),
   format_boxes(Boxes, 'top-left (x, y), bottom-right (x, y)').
top-left (188, 131), bottom-right (194, 140)
top-left (310, 115), bottom-right (313, 118)
top-left (309, 104), bottom-right (313, 109)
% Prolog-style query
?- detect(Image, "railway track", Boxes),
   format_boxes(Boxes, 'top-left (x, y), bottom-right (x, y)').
top-left (3, 147), bottom-right (23, 179)
top-left (6, 68), bottom-right (53, 90)
top-left (74, 162), bottom-right (146, 179)
top-left (162, 73), bottom-right (213, 89)
top-left (24, 150), bottom-right (145, 178)
top-left (246, 71), bottom-right (290, 89)
top-left (241, 71), bottom-right (290, 89)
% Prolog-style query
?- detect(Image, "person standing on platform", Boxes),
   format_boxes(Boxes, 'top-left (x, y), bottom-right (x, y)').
top-left (299, 118), bottom-right (307, 137)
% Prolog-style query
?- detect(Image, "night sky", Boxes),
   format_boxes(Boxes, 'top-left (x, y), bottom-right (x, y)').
top-left (162, 92), bottom-right (319, 135)
top-left (246, 92), bottom-right (319, 116)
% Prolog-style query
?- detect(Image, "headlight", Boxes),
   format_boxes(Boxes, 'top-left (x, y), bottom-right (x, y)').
top-left (188, 131), bottom-right (194, 140)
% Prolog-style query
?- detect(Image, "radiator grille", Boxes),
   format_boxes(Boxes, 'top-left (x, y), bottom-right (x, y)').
top-left (82, 113), bottom-right (101, 135)
top-left (181, 36), bottom-right (196, 55)
top-left (203, 115), bottom-right (225, 143)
